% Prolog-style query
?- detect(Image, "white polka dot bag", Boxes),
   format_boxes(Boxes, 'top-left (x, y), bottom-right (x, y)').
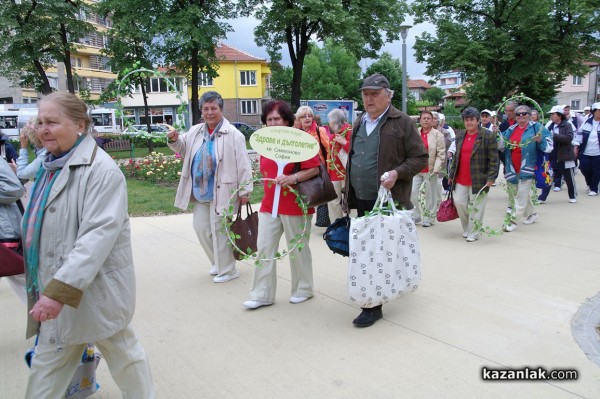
top-left (348, 187), bottom-right (421, 308)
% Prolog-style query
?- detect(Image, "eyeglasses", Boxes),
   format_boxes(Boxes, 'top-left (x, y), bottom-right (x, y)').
top-left (515, 112), bottom-right (530, 117)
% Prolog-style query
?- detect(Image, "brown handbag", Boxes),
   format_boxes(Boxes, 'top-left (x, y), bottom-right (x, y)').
top-left (230, 203), bottom-right (259, 260)
top-left (293, 163), bottom-right (338, 208)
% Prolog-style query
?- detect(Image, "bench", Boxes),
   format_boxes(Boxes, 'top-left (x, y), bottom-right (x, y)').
top-left (101, 139), bottom-right (134, 159)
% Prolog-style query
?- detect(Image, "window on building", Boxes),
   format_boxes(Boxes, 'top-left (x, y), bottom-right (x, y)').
top-left (571, 100), bottom-right (581, 109)
top-left (70, 57), bottom-right (83, 68)
top-left (572, 76), bottom-right (583, 86)
top-left (240, 71), bottom-right (256, 86)
top-left (198, 72), bottom-right (213, 87)
top-left (240, 100), bottom-right (258, 115)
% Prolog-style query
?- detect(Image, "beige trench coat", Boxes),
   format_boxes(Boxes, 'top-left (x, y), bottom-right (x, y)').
top-left (25, 134), bottom-right (136, 344)
top-left (168, 118), bottom-right (252, 214)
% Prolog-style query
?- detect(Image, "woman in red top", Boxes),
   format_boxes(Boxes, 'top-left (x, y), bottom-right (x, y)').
top-left (448, 107), bottom-right (499, 242)
top-left (325, 108), bottom-right (352, 221)
top-left (243, 101), bottom-right (320, 310)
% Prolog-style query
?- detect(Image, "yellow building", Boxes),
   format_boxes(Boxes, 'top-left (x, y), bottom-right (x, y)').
top-left (196, 43), bottom-right (271, 127)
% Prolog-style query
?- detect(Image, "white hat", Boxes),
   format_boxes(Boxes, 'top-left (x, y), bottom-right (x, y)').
top-left (584, 106), bottom-right (591, 111)
top-left (480, 109), bottom-right (492, 115)
top-left (548, 105), bottom-right (564, 114)
top-left (592, 102), bottom-right (600, 112)
top-left (490, 111), bottom-right (497, 117)
top-left (438, 113), bottom-right (446, 120)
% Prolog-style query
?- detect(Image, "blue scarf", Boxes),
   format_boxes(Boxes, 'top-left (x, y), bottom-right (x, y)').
top-left (192, 121), bottom-right (222, 200)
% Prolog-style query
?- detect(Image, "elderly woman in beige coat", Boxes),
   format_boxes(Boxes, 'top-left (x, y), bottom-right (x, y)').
top-left (410, 110), bottom-right (446, 227)
top-left (167, 91), bottom-right (252, 283)
top-left (23, 92), bottom-right (154, 398)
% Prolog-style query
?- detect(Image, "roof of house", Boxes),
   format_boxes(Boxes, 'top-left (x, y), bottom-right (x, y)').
top-left (408, 79), bottom-right (432, 90)
top-left (216, 43), bottom-right (266, 62)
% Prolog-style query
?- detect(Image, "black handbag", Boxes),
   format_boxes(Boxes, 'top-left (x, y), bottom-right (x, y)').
top-left (315, 205), bottom-right (331, 227)
top-left (230, 203), bottom-right (259, 260)
top-left (323, 216), bottom-right (350, 257)
top-left (293, 163), bottom-right (338, 208)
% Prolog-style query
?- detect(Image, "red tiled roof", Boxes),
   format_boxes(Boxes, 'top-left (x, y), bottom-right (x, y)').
top-left (215, 43), bottom-right (266, 62)
top-left (408, 79), bottom-right (432, 89)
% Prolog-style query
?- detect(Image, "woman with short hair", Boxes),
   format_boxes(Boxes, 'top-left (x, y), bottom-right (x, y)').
top-left (326, 108), bottom-right (352, 221)
top-left (243, 100), bottom-right (320, 309)
top-left (448, 107), bottom-right (499, 242)
top-left (23, 92), bottom-right (154, 398)
top-left (500, 105), bottom-right (552, 231)
top-left (167, 91), bottom-right (253, 283)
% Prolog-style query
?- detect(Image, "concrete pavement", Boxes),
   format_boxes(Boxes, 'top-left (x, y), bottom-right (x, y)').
top-left (1, 173), bottom-right (600, 398)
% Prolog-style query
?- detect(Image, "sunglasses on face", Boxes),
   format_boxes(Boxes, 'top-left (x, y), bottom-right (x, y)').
top-left (516, 112), bottom-right (529, 116)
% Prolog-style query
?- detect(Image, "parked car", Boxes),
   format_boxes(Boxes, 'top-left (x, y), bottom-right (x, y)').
top-left (231, 122), bottom-right (257, 140)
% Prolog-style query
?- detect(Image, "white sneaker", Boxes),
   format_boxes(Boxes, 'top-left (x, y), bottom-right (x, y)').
top-left (505, 207), bottom-right (513, 214)
top-left (466, 235), bottom-right (478, 242)
top-left (213, 270), bottom-right (239, 283)
top-left (422, 222), bottom-right (432, 227)
top-left (537, 199), bottom-right (545, 204)
top-left (209, 265), bottom-right (218, 276)
top-left (462, 232), bottom-right (468, 238)
top-left (243, 300), bottom-right (273, 309)
top-left (589, 191), bottom-right (598, 196)
top-left (569, 198), bottom-right (577, 203)
top-left (523, 213), bottom-right (538, 225)
top-left (553, 187), bottom-right (561, 192)
top-left (503, 223), bottom-right (517, 232)
top-left (289, 296), bottom-right (311, 304)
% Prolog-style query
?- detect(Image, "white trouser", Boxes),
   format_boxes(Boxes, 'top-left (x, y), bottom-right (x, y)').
top-left (411, 173), bottom-right (441, 223)
top-left (507, 179), bottom-right (535, 223)
top-left (249, 212), bottom-right (314, 302)
top-left (26, 324), bottom-right (154, 399)
top-left (192, 201), bottom-right (237, 277)
top-left (327, 180), bottom-right (344, 221)
top-left (453, 183), bottom-right (488, 240)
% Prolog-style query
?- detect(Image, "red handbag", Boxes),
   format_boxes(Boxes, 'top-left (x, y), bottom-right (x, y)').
top-left (0, 240), bottom-right (25, 277)
top-left (436, 190), bottom-right (459, 222)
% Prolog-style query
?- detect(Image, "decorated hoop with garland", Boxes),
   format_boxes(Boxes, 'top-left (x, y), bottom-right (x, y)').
top-left (495, 93), bottom-right (545, 150)
top-left (220, 177), bottom-right (311, 266)
top-left (111, 63), bottom-right (188, 133)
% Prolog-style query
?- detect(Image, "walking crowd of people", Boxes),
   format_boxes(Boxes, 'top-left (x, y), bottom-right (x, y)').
top-left (2, 73), bottom-right (599, 397)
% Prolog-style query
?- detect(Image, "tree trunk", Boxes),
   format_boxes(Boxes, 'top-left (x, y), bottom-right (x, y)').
top-left (190, 47), bottom-right (200, 124)
top-left (34, 60), bottom-right (53, 94)
top-left (140, 81), bottom-right (154, 153)
top-left (60, 23), bottom-right (75, 94)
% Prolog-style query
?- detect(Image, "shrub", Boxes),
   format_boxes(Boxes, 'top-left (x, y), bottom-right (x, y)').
top-left (120, 152), bottom-right (182, 184)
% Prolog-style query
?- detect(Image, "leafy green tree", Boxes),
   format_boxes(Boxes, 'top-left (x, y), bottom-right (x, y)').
top-left (0, 0), bottom-right (93, 94)
top-left (249, 0), bottom-right (410, 108)
top-left (97, 0), bottom-right (160, 150)
top-left (155, 0), bottom-right (235, 124)
top-left (412, 0), bottom-right (600, 108)
top-left (423, 86), bottom-right (445, 106)
top-left (301, 40), bottom-right (361, 101)
top-left (268, 59), bottom-right (293, 102)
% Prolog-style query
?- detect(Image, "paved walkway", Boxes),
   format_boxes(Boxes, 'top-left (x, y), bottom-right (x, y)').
top-left (1, 174), bottom-right (599, 398)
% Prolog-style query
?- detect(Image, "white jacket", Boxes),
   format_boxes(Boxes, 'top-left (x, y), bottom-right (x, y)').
top-left (168, 118), bottom-right (252, 214)
top-left (25, 134), bottom-right (136, 344)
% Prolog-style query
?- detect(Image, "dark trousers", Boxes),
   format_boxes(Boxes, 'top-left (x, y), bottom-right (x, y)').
top-left (538, 164), bottom-right (576, 201)
top-left (355, 198), bottom-right (381, 312)
top-left (579, 154), bottom-right (600, 192)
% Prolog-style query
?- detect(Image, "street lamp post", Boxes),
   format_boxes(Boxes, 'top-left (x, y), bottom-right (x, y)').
top-left (399, 25), bottom-right (411, 114)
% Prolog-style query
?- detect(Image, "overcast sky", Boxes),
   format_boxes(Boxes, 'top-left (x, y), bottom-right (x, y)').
top-left (224, 15), bottom-right (433, 82)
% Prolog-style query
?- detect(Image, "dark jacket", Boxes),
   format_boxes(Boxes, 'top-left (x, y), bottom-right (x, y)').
top-left (549, 120), bottom-right (575, 162)
top-left (0, 134), bottom-right (18, 164)
top-left (343, 106), bottom-right (428, 210)
top-left (449, 127), bottom-right (499, 194)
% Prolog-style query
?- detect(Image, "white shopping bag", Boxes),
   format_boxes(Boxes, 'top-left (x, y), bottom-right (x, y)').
top-left (348, 187), bottom-right (421, 308)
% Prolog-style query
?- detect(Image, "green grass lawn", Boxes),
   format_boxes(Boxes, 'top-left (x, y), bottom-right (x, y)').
top-left (125, 178), bottom-right (264, 217)
top-left (108, 146), bottom-right (175, 159)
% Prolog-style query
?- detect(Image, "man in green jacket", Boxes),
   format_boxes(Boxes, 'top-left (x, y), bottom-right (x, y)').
top-left (343, 73), bottom-right (428, 327)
